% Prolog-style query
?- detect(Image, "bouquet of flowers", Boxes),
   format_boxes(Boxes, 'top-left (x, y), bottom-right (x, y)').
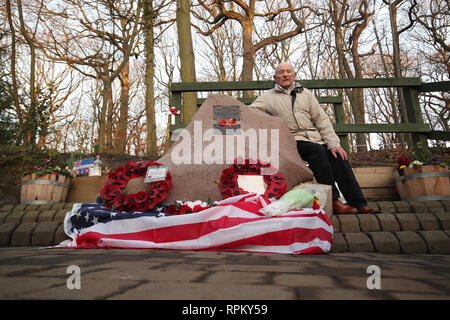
top-left (23, 159), bottom-right (73, 178)
top-left (165, 199), bottom-right (218, 215)
top-left (397, 156), bottom-right (447, 175)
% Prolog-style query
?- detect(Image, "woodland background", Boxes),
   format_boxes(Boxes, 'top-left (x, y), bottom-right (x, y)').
top-left (0, 0), bottom-right (448, 158)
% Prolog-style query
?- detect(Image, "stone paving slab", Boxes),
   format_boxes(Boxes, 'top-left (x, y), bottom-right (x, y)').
top-left (0, 247), bottom-right (448, 300)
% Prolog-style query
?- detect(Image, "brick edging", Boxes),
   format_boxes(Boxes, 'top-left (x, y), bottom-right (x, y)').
top-left (0, 201), bottom-right (449, 253)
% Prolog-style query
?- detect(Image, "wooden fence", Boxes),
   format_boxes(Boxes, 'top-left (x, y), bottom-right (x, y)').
top-left (170, 78), bottom-right (450, 160)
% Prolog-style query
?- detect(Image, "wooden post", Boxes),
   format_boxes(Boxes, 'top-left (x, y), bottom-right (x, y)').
top-left (402, 87), bottom-right (431, 161)
top-left (333, 95), bottom-right (349, 154)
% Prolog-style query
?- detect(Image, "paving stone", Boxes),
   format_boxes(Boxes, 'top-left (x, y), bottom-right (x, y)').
top-left (274, 274), bottom-right (336, 288)
top-left (336, 215), bottom-right (360, 233)
top-left (343, 233), bottom-right (374, 253)
top-left (207, 271), bottom-right (268, 284)
top-left (445, 230), bottom-right (450, 238)
top-left (0, 205), bottom-right (15, 212)
top-left (367, 232), bottom-right (401, 253)
top-left (393, 231), bottom-right (427, 254)
top-left (50, 203), bottom-right (66, 210)
top-left (53, 210), bottom-right (70, 222)
top-left (393, 201), bottom-right (412, 213)
top-left (377, 201), bottom-right (396, 214)
top-left (53, 223), bottom-right (69, 245)
top-left (409, 201), bottom-right (428, 213)
top-left (63, 203), bottom-right (76, 210)
top-left (432, 212), bottom-right (450, 230)
top-left (440, 200), bottom-right (450, 212)
top-left (376, 214), bottom-right (400, 231)
top-left (415, 213), bottom-right (440, 230)
top-left (424, 201), bottom-right (445, 213)
top-left (358, 214), bottom-right (380, 232)
top-left (37, 204), bottom-right (53, 211)
top-left (0, 276), bottom-right (68, 299)
top-left (418, 230), bottom-right (450, 254)
top-left (331, 215), bottom-right (340, 233)
top-left (0, 211), bottom-right (12, 224)
top-left (24, 204), bottom-right (40, 211)
top-left (330, 233), bottom-right (347, 253)
top-left (396, 214), bottom-right (420, 231)
top-left (10, 222), bottom-right (38, 246)
top-left (37, 210), bottom-right (58, 222)
top-left (31, 222), bottom-right (61, 246)
top-left (0, 223), bottom-right (18, 246)
top-left (367, 201), bottom-right (380, 212)
top-left (20, 210), bottom-right (41, 223)
top-left (4, 210), bottom-right (27, 223)
top-left (12, 204), bottom-right (27, 212)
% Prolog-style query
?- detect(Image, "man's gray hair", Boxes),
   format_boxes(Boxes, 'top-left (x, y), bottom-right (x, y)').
top-left (274, 62), bottom-right (295, 74)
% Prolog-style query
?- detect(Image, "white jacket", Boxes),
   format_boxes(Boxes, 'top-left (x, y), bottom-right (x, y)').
top-left (250, 82), bottom-right (341, 149)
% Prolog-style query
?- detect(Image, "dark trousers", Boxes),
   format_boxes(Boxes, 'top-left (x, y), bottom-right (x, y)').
top-left (296, 141), bottom-right (367, 209)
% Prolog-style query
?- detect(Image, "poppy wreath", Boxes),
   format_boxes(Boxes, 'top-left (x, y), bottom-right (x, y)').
top-left (220, 158), bottom-right (287, 200)
top-left (99, 160), bottom-right (172, 212)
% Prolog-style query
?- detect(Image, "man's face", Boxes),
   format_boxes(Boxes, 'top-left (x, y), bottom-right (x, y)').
top-left (273, 63), bottom-right (296, 89)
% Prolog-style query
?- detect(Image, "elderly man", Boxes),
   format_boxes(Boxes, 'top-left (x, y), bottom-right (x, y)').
top-left (251, 62), bottom-right (377, 214)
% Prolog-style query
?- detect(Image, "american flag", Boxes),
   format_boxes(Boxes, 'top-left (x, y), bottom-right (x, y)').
top-left (61, 194), bottom-right (333, 254)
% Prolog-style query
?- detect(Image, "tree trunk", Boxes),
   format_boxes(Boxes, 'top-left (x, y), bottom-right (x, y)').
top-left (143, 0), bottom-right (158, 156)
top-left (351, 28), bottom-right (368, 152)
top-left (5, 0), bottom-right (22, 128)
top-left (176, 0), bottom-right (197, 125)
top-left (99, 79), bottom-right (110, 153)
top-left (241, 20), bottom-right (255, 98)
top-left (17, 0), bottom-right (38, 149)
top-left (388, 1), bottom-right (412, 148)
top-left (106, 81), bottom-right (114, 153)
top-left (373, 19), bottom-right (405, 149)
top-left (118, 56), bottom-right (130, 154)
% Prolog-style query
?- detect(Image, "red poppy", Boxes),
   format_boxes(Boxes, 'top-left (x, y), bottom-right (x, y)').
top-left (100, 185), bottom-right (115, 200)
top-left (192, 205), bottom-right (202, 212)
top-left (127, 196), bottom-right (137, 211)
top-left (179, 204), bottom-right (192, 215)
top-left (133, 191), bottom-right (148, 203)
top-left (112, 194), bottom-right (128, 210)
top-left (164, 204), bottom-right (176, 215)
top-left (108, 168), bottom-right (123, 184)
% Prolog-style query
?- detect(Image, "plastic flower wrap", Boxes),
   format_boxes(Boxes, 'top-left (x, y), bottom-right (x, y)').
top-left (259, 188), bottom-right (315, 217)
top-left (409, 160), bottom-right (423, 168)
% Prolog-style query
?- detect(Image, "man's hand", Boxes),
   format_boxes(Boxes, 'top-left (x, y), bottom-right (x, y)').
top-left (330, 147), bottom-right (348, 161)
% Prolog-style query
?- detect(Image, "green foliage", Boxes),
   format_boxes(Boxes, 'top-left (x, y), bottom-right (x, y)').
top-left (23, 159), bottom-right (72, 178)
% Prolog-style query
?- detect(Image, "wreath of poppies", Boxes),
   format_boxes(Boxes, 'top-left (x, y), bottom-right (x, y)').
top-left (220, 158), bottom-right (287, 200)
top-left (99, 160), bottom-right (172, 212)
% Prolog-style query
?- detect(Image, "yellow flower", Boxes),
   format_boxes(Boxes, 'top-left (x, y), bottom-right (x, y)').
top-left (399, 165), bottom-right (407, 169)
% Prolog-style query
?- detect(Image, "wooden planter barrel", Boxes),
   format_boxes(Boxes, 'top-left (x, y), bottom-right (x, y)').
top-left (394, 165), bottom-right (450, 201)
top-left (21, 173), bottom-right (71, 205)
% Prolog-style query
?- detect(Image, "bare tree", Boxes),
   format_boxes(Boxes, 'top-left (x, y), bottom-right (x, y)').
top-left (193, 0), bottom-right (314, 97)
top-left (327, 0), bottom-right (375, 152)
